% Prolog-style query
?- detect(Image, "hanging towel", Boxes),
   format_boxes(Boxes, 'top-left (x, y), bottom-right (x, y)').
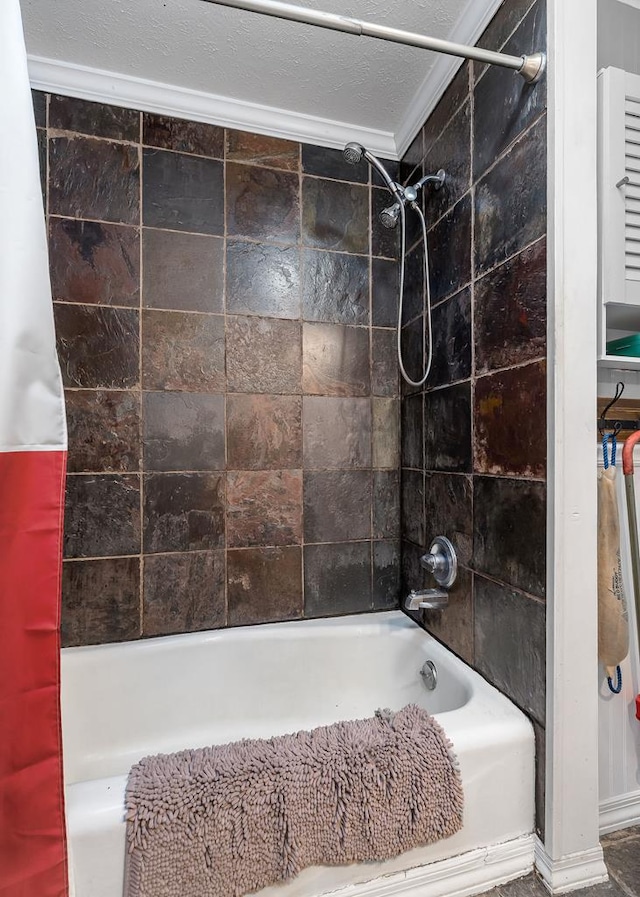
top-left (598, 464), bottom-right (630, 676)
top-left (124, 704), bottom-right (464, 897)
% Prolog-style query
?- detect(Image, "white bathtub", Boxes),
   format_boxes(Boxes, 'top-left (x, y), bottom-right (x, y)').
top-left (62, 610), bottom-right (535, 897)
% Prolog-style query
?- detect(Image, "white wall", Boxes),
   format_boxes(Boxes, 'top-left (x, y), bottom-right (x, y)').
top-left (542, 0), bottom-right (609, 890)
top-left (597, 451), bottom-right (640, 831)
top-left (598, 0), bottom-right (640, 75)
top-left (596, 0), bottom-right (640, 836)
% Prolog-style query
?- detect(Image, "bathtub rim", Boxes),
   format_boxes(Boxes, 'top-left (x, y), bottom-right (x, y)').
top-left (60, 609), bottom-right (529, 733)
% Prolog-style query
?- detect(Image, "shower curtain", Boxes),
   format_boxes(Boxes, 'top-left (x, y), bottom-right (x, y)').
top-left (0, 2), bottom-right (69, 895)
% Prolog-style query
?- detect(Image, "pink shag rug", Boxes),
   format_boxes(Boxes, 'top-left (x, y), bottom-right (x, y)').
top-left (124, 704), bottom-right (463, 897)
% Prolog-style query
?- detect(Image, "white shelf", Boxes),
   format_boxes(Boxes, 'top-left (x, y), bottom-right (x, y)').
top-left (598, 354), bottom-right (640, 369)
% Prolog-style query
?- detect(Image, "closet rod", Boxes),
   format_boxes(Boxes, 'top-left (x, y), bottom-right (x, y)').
top-left (199, 0), bottom-right (546, 83)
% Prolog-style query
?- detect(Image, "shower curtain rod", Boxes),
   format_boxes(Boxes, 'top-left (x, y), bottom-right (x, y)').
top-left (199, 0), bottom-right (546, 82)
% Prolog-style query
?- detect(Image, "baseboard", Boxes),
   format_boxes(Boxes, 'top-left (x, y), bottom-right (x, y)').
top-left (27, 55), bottom-right (397, 159)
top-left (327, 835), bottom-right (534, 897)
top-left (599, 789), bottom-right (640, 835)
top-left (534, 837), bottom-right (608, 894)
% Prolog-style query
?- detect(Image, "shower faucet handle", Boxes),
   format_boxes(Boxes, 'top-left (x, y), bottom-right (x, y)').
top-left (420, 536), bottom-right (457, 590)
top-left (421, 553), bottom-right (440, 574)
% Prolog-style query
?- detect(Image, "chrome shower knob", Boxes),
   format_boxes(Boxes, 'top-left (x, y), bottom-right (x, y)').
top-left (420, 536), bottom-right (457, 589)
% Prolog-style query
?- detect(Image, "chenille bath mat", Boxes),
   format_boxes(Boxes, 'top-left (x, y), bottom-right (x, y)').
top-left (124, 704), bottom-right (463, 897)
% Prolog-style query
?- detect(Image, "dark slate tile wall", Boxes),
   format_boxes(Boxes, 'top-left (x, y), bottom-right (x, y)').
top-left (398, 0), bottom-right (547, 836)
top-left (35, 95), bottom-right (401, 646)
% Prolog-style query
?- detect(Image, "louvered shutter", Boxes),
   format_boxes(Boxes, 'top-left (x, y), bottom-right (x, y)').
top-left (599, 67), bottom-right (640, 306)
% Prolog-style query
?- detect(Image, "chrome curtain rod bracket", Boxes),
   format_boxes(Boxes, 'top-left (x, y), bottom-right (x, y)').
top-left (199, 0), bottom-right (546, 83)
top-left (518, 52), bottom-right (545, 83)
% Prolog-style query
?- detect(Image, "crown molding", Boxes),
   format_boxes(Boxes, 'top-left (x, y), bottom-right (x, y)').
top-left (394, 0), bottom-right (506, 158)
top-left (28, 0), bottom-right (516, 161)
top-left (27, 55), bottom-right (398, 159)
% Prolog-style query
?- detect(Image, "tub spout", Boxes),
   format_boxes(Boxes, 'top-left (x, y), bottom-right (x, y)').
top-left (404, 588), bottom-right (449, 611)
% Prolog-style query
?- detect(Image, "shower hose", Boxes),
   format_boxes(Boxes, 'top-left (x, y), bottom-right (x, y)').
top-left (396, 199), bottom-right (433, 388)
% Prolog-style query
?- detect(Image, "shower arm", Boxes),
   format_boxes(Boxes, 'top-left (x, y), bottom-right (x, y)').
top-left (362, 148), bottom-right (403, 197)
top-left (199, 0), bottom-right (546, 83)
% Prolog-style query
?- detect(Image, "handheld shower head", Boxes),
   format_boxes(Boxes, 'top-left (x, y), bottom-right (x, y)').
top-left (343, 142), bottom-right (364, 166)
top-left (342, 142), bottom-right (400, 197)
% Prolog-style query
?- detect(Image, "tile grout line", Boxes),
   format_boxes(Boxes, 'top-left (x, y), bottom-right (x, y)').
top-left (468, 59), bottom-right (477, 660)
top-left (401, 465), bottom-right (546, 485)
top-left (223, 128), bottom-right (230, 627)
top-left (297, 140), bottom-right (306, 619)
top-left (369, 162), bottom-right (375, 605)
top-left (419, 117), bottom-right (427, 553)
top-left (138, 109), bottom-right (145, 640)
top-left (46, 212), bottom-right (396, 262)
top-left (53, 298), bottom-right (386, 329)
top-left (50, 125), bottom-right (368, 186)
top-left (68, 465), bottom-right (398, 476)
top-left (45, 93), bottom-right (50, 221)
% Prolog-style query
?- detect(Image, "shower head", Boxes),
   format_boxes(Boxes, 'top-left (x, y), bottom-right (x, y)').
top-left (379, 203), bottom-right (401, 229)
top-left (342, 142), bottom-right (400, 197)
top-left (343, 142), bottom-right (364, 166)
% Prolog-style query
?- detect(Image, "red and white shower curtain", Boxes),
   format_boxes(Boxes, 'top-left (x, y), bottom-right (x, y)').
top-left (0, 1), bottom-right (69, 895)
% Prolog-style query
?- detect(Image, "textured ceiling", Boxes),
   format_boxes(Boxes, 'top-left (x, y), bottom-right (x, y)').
top-left (21, 0), bottom-right (501, 154)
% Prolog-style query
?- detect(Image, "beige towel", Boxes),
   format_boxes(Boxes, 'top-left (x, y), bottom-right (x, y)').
top-left (124, 704), bottom-right (463, 897)
top-left (598, 465), bottom-right (629, 676)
